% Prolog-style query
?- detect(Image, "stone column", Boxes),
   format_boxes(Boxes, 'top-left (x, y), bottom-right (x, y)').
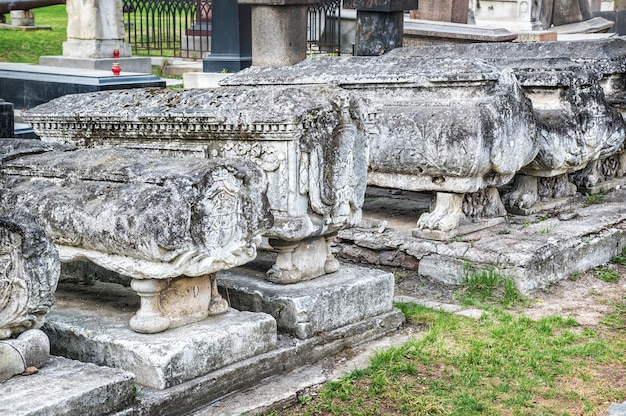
top-left (344, 0), bottom-right (418, 56)
top-left (238, 0), bottom-right (311, 67)
top-left (63, 0), bottom-right (130, 59)
top-left (203, 0), bottom-right (252, 72)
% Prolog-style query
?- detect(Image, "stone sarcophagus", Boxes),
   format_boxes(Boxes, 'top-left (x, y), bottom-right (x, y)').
top-left (221, 56), bottom-right (538, 240)
top-left (0, 143), bottom-right (271, 333)
top-left (23, 85), bottom-right (371, 283)
top-left (387, 42), bottom-right (626, 212)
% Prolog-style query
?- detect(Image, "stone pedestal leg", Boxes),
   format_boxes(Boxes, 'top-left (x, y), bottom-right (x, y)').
top-left (208, 273), bottom-right (229, 315)
top-left (129, 278), bottom-right (170, 334)
top-left (324, 234), bottom-right (340, 274)
top-left (502, 174), bottom-right (539, 210)
top-left (417, 192), bottom-right (465, 232)
top-left (267, 239), bottom-right (301, 284)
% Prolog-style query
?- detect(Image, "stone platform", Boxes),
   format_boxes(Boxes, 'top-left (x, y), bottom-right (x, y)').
top-left (219, 262), bottom-right (396, 339)
top-left (45, 282), bottom-right (277, 389)
top-left (0, 356), bottom-right (134, 416)
top-left (338, 186), bottom-right (626, 293)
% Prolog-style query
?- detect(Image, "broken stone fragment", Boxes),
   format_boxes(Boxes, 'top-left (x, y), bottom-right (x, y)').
top-left (0, 329), bottom-right (50, 383)
top-left (0, 210), bottom-right (60, 340)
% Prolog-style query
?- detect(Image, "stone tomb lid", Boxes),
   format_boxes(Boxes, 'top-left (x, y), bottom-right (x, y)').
top-left (24, 85), bottom-right (370, 137)
top-left (221, 56), bottom-right (504, 87)
top-left (385, 38), bottom-right (626, 75)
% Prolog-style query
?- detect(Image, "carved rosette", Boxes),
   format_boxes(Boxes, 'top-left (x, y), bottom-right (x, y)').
top-left (0, 216), bottom-right (59, 340)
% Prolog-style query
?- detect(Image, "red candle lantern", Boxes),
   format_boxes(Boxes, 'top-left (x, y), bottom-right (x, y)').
top-left (112, 63), bottom-right (121, 76)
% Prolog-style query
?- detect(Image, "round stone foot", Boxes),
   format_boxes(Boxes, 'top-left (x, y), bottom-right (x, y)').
top-left (208, 298), bottom-right (229, 315)
top-left (266, 266), bottom-right (302, 284)
top-left (129, 314), bottom-right (171, 334)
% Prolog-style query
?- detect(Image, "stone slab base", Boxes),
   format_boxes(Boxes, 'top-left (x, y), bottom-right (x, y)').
top-left (0, 356), bottom-right (134, 416)
top-left (412, 217), bottom-right (505, 241)
top-left (44, 281), bottom-right (277, 390)
top-left (577, 177), bottom-right (626, 196)
top-left (338, 188), bottom-right (626, 293)
top-left (0, 23), bottom-right (51, 31)
top-left (505, 195), bottom-right (579, 216)
top-left (218, 263), bottom-right (396, 339)
top-left (0, 63), bottom-right (165, 109)
top-left (183, 72), bottom-right (230, 89)
top-left (126, 309), bottom-right (404, 415)
top-left (39, 56), bottom-right (153, 74)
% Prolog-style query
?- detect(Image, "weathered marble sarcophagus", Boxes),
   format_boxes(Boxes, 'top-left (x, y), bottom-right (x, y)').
top-left (24, 85), bottom-right (371, 283)
top-left (222, 56), bottom-right (538, 239)
top-left (387, 41), bottom-right (626, 212)
top-left (0, 141), bottom-right (271, 333)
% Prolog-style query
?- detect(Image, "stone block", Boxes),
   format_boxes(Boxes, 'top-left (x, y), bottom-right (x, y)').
top-left (250, 5), bottom-right (307, 67)
top-left (515, 30), bottom-right (558, 42)
top-left (39, 56), bottom-right (153, 74)
top-left (343, 0), bottom-right (417, 12)
top-left (218, 263), bottom-right (395, 339)
top-left (10, 10), bottom-right (34, 26)
top-left (45, 281), bottom-right (278, 389)
top-left (408, 0), bottom-right (469, 23)
top-left (0, 356), bottom-right (134, 416)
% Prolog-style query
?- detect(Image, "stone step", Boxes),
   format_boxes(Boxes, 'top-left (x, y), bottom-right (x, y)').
top-left (44, 281), bottom-right (278, 390)
top-left (0, 356), bottom-right (134, 416)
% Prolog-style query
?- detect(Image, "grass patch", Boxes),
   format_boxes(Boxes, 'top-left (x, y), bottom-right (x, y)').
top-left (455, 262), bottom-right (524, 309)
top-left (612, 247), bottom-right (626, 266)
top-left (0, 5), bottom-right (67, 63)
top-left (595, 266), bottom-right (620, 283)
top-left (276, 306), bottom-right (626, 416)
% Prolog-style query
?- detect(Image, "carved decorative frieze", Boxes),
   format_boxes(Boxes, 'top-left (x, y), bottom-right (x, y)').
top-left (24, 85), bottom-right (371, 281)
top-left (0, 214), bottom-right (59, 340)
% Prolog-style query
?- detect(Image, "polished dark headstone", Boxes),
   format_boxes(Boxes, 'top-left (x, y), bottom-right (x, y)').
top-left (202, 0), bottom-right (252, 73)
top-left (0, 99), bottom-right (14, 138)
top-left (0, 63), bottom-right (165, 109)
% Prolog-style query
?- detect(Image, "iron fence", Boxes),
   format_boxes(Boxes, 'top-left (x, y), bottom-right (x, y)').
top-left (122, 0), bottom-right (343, 59)
top-left (307, 0), bottom-right (343, 56)
top-left (123, 0), bottom-right (212, 58)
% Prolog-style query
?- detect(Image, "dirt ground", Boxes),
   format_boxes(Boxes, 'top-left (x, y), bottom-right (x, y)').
top-left (393, 260), bottom-right (626, 326)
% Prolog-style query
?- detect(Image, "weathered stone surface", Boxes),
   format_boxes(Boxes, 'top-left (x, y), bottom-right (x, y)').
top-left (224, 56), bottom-right (538, 236)
top-left (218, 262), bottom-right (395, 339)
top-left (64, 0), bottom-right (129, 59)
top-left (0, 212), bottom-right (59, 340)
top-left (24, 85), bottom-right (371, 281)
top-left (0, 355), bottom-right (134, 416)
top-left (46, 280), bottom-right (278, 389)
top-left (0, 146), bottom-right (271, 332)
top-left (0, 147), bottom-right (270, 279)
top-left (387, 43), bottom-right (626, 214)
top-left (122, 308), bottom-right (403, 415)
top-left (338, 188), bottom-right (626, 293)
top-left (0, 329), bottom-right (49, 382)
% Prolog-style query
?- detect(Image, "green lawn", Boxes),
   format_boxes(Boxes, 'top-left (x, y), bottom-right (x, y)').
top-left (0, 5), bottom-right (67, 63)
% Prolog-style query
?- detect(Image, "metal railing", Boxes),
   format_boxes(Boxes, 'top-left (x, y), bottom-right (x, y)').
top-left (307, 0), bottom-right (343, 56)
top-left (123, 0), bottom-right (212, 59)
top-left (123, 0), bottom-right (343, 59)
